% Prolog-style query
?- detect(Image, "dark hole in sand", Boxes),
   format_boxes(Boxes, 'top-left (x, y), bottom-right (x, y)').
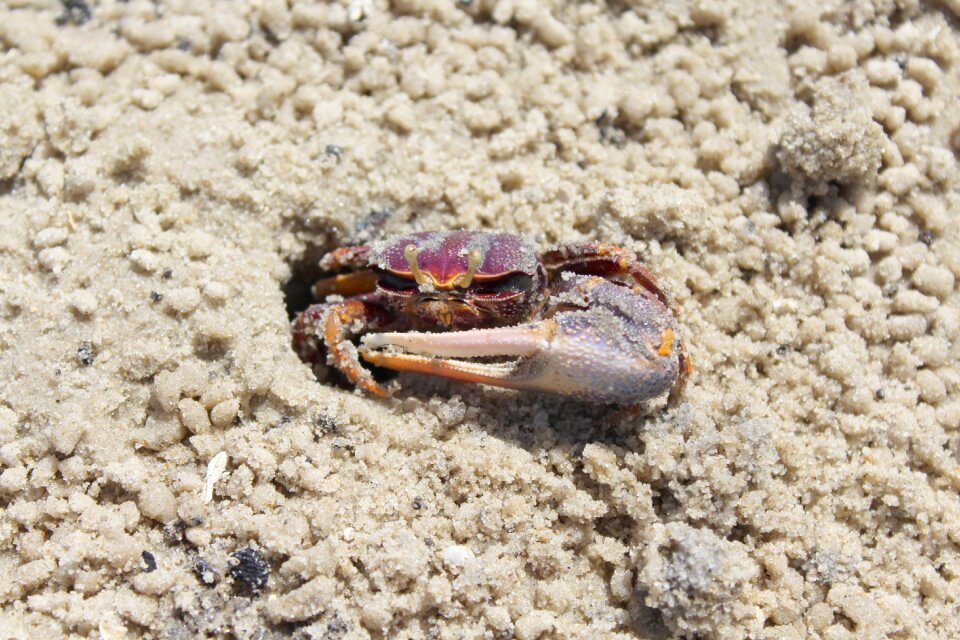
top-left (282, 243), bottom-right (329, 322)
top-left (282, 241), bottom-right (397, 389)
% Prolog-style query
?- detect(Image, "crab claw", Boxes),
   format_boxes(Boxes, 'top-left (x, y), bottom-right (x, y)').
top-left (359, 277), bottom-right (685, 405)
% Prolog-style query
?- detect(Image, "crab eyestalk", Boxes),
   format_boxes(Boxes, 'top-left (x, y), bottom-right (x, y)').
top-left (403, 244), bottom-right (429, 286)
top-left (456, 249), bottom-right (482, 288)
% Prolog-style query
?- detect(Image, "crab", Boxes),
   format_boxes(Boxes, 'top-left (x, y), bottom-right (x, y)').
top-left (292, 230), bottom-right (691, 405)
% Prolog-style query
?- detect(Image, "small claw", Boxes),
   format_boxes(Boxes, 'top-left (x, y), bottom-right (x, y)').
top-left (292, 305), bottom-right (328, 365)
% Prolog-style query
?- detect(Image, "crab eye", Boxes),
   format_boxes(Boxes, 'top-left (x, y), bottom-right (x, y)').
top-left (468, 273), bottom-right (532, 298)
top-left (377, 271), bottom-right (418, 293)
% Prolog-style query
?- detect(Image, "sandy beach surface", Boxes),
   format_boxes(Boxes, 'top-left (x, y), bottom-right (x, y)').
top-left (1, 0), bottom-right (959, 638)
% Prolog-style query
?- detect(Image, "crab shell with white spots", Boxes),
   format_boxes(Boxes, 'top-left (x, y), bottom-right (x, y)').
top-left (368, 231), bottom-right (548, 329)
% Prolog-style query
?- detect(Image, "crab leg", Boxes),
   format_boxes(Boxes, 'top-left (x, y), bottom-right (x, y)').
top-left (312, 270), bottom-right (378, 299)
top-left (543, 241), bottom-right (680, 315)
top-left (293, 296), bottom-right (402, 397)
top-left (319, 245), bottom-right (372, 271)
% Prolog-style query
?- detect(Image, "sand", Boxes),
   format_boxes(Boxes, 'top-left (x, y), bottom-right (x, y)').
top-left (0, 0), bottom-right (958, 638)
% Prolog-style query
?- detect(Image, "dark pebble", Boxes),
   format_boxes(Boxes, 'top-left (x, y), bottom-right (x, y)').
top-left (77, 342), bottom-right (94, 366)
top-left (316, 414), bottom-right (338, 434)
top-left (141, 550), bottom-right (157, 572)
top-left (194, 557), bottom-right (218, 585)
top-left (229, 548), bottom-right (269, 591)
top-left (56, 0), bottom-right (91, 25)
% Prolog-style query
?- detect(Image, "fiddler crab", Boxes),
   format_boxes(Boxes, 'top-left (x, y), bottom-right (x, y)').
top-left (292, 231), bottom-right (691, 406)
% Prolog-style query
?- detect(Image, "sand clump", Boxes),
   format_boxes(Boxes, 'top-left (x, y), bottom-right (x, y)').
top-left (1, 0), bottom-right (959, 638)
top-left (777, 72), bottom-right (886, 186)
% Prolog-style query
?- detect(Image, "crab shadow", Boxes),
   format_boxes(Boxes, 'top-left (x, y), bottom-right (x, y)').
top-left (387, 373), bottom-right (678, 452)
top-left (384, 376), bottom-right (686, 638)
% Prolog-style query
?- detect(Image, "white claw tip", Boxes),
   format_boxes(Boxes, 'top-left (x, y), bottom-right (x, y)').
top-left (360, 333), bottom-right (389, 349)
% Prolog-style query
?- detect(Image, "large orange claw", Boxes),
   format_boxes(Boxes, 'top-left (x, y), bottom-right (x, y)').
top-left (360, 275), bottom-right (686, 405)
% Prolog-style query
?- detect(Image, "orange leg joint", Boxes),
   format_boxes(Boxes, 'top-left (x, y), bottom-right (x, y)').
top-left (323, 301), bottom-right (389, 397)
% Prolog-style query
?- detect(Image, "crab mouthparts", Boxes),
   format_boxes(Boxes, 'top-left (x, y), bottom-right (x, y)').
top-left (416, 298), bottom-right (480, 327)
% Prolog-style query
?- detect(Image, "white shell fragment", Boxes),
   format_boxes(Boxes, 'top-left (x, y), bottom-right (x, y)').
top-left (442, 545), bottom-right (475, 568)
top-left (203, 452), bottom-right (229, 504)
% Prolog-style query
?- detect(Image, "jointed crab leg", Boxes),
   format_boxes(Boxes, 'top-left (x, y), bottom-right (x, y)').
top-left (312, 270), bottom-right (378, 299)
top-left (319, 245), bottom-right (372, 271)
top-left (543, 241), bottom-right (680, 315)
top-left (293, 296), bottom-right (402, 397)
